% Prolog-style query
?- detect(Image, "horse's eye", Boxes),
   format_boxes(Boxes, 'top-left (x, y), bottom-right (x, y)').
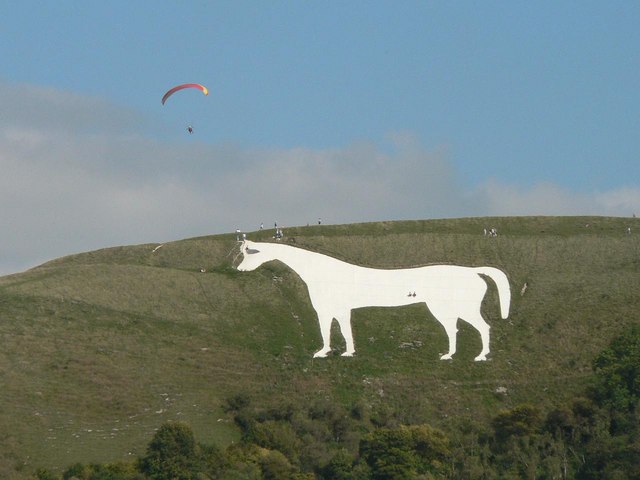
top-left (245, 248), bottom-right (260, 254)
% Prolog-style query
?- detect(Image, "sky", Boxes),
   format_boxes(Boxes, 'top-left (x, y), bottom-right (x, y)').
top-left (1, 1), bottom-right (639, 274)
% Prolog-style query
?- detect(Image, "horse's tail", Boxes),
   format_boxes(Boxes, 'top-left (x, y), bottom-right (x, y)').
top-left (475, 267), bottom-right (511, 319)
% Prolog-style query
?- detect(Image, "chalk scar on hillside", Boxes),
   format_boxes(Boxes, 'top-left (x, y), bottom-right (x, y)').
top-left (237, 240), bottom-right (510, 362)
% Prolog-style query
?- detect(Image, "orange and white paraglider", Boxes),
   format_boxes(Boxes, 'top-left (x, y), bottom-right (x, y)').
top-left (162, 83), bottom-right (208, 134)
top-left (161, 83), bottom-right (209, 105)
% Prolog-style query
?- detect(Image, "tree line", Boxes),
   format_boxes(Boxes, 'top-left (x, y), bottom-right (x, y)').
top-left (36, 325), bottom-right (640, 479)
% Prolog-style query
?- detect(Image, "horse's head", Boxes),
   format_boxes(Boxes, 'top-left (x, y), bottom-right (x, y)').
top-left (236, 240), bottom-right (266, 271)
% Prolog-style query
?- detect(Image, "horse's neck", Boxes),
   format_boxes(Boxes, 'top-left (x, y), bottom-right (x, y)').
top-left (262, 243), bottom-right (334, 278)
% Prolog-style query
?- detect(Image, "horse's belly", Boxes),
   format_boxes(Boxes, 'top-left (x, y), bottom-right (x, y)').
top-left (349, 285), bottom-right (424, 309)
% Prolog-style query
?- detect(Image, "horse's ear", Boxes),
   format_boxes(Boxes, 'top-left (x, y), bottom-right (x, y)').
top-left (240, 238), bottom-right (259, 254)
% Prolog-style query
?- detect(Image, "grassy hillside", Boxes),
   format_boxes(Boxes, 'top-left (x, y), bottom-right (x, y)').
top-left (0, 216), bottom-right (638, 476)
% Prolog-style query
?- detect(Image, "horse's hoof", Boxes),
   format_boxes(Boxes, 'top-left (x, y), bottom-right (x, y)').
top-left (313, 351), bottom-right (329, 358)
top-left (440, 353), bottom-right (453, 360)
top-left (341, 351), bottom-right (355, 357)
top-left (474, 356), bottom-right (487, 361)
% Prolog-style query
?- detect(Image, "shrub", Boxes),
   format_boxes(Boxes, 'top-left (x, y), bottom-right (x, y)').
top-left (138, 422), bottom-right (199, 480)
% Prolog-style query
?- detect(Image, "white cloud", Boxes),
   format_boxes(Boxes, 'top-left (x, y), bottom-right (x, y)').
top-left (478, 179), bottom-right (640, 217)
top-left (0, 82), bottom-right (638, 274)
top-left (596, 187), bottom-right (640, 214)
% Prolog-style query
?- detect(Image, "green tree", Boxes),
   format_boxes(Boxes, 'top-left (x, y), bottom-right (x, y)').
top-left (200, 443), bottom-right (226, 478)
top-left (359, 427), bottom-right (415, 479)
top-left (259, 449), bottom-right (296, 480)
top-left (221, 455), bottom-right (262, 479)
top-left (408, 424), bottom-right (451, 474)
top-left (61, 461), bottom-right (142, 480)
top-left (450, 427), bottom-right (495, 479)
top-left (35, 468), bottom-right (59, 480)
top-left (138, 422), bottom-right (200, 480)
top-left (321, 449), bottom-right (354, 480)
top-left (251, 420), bottom-right (301, 465)
top-left (360, 424), bottom-right (451, 480)
top-left (592, 325), bottom-right (640, 426)
top-left (492, 404), bottom-right (542, 443)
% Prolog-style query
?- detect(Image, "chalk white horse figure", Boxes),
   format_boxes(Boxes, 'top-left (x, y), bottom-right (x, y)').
top-left (237, 240), bottom-right (510, 361)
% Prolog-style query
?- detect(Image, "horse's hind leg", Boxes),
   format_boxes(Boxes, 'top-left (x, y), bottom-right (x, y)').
top-left (463, 313), bottom-right (491, 361)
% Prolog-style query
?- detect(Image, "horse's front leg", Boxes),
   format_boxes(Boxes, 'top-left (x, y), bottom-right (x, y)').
top-left (313, 312), bottom-right (333, 358)
top-left (438, 317), bottom-right (458, 360)
top-left (336, 311), bottom-right (355, 357)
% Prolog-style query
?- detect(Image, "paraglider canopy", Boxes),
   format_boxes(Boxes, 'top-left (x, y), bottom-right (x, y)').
top-left (161, 83), bottom-right (209, 105)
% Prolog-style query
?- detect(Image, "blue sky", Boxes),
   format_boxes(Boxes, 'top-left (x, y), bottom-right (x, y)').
top-left (1, 1), bottom-right (639, 273)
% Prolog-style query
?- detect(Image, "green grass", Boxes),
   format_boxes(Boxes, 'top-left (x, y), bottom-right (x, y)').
top-left (0, 216), bottom-right (638, 476)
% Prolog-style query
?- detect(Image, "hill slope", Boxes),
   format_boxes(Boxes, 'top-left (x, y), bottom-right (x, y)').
top-left (0, 216), bottom-right (638, 475)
